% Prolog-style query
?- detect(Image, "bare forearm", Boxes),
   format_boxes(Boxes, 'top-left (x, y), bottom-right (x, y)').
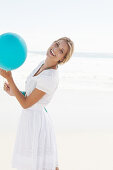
top-left (20, 91), bottom-right (26, 96)
top-left (7, 77), bottom-right (26, 109)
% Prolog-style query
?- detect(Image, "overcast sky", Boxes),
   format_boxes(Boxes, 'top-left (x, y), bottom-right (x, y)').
top-left (0, 0), bottom-right (113, 52)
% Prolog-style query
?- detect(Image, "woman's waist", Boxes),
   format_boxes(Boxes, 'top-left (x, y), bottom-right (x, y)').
top-left (22, 103), bottom-right (48, 112)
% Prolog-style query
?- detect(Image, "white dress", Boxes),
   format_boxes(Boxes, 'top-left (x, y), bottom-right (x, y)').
top-left (11, 59), bottom-right (59, 170)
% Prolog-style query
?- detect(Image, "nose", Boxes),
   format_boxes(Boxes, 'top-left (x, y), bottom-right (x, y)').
top-left (53, 47), bottom-right (58, 53)
top-left (52, 48), bottom-right (56, 55)
top-left (53, 47), bottom-right (56, 51)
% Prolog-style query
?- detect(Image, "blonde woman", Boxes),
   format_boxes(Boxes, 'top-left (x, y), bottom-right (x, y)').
top-left (0, 37), bottom-right (74, 170)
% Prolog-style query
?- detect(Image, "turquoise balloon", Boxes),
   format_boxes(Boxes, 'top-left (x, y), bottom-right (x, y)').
top-left (0, 32), bottom-right (27, 71)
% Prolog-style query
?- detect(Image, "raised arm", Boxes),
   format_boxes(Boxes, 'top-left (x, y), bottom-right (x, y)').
top-left (3, 81), bottom-right (26, 97)
top-left (0, 68), bottom-right (47, 109)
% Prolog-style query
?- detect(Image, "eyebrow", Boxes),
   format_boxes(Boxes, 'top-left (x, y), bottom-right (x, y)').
top-left (57, 41), bottom-right (65, 53)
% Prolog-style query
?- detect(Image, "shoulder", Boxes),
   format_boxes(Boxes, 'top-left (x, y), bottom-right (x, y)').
top-left (35, 71), bottom-right (59, 95)
top-left (42, 69), bottom-right (59, 83)
top-left (36, 69), bottom-right (59, 91)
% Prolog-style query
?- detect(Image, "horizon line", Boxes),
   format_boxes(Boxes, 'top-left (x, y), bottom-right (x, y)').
top-left (28, 51), bottom-right (113, 55)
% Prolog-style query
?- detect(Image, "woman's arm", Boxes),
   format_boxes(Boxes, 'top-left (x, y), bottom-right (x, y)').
top-left (8, 76), bottom-right (46, 109)
top-left (7, 77), bottom-right (27, 108)
top-left (0, 69), bottom-right (26, 108)
top-left (19, 91), bottom-right (47, 112)
top-left (0, 69), bottom-right (46, 109)
top-left (20, 91), bottom-right (26, 96)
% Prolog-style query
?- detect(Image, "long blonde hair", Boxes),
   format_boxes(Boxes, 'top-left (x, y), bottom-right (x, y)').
top-left (54, 37), bottom-right (74, 65)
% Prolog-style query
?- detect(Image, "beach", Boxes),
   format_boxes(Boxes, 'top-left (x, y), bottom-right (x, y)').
top-left (1, 130), bottom-right (113, 170)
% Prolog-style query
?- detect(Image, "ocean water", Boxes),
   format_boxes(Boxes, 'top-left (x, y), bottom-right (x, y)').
top-left (24, 52), bottom-right (113, 91)
top-left (29, 52), bottom-right (113, 91)
top-left (1, 52), bottom-right (113, 91)
top-left (0, 52), bottom-right (113, 132)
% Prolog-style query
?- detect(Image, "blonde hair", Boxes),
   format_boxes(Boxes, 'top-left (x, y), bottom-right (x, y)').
top-left (54, 37), bottom-right (74, 65)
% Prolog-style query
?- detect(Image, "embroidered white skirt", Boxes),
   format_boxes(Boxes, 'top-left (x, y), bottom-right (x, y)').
top-left (11, 105), bottom-right (59, 170)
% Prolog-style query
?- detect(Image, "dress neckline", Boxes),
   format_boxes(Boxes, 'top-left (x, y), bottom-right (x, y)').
top-left (32, 59), bottom-right (58, 77)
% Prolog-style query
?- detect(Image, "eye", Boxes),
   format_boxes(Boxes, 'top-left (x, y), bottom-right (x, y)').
top-left (56, 43), bottom-right (58, 47)
top-left (60, 50), bottom-right (63, 54)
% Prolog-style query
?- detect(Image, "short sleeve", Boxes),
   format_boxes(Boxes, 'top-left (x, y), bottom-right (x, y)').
top-left (35, 74), bottom-right (57, 94)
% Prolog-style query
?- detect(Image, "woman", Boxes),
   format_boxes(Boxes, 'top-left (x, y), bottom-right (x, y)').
top-left (0, 37), bottom-right (74, 170)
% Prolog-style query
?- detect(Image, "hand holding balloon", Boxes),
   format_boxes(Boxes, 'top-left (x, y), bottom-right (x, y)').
top-left (0, 68), bottom-right (12, 80)
top-left (0, 32), bottom-right (27, 97)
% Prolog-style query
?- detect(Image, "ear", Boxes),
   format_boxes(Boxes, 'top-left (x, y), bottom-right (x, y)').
top-left (60, 56), bottom-right (66, 62)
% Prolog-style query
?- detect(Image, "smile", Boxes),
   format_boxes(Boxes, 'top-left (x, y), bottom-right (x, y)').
top-left (50, 49), bottom-right (55, 56)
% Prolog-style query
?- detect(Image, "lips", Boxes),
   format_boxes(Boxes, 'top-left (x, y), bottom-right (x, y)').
top-left (50, 49), bottom-right (54, 56)
top-left (50, 49), bottom-right (56, 56)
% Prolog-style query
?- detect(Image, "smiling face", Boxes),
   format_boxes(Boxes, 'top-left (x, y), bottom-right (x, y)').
top-left (46, 39), bottom-right (69, 63)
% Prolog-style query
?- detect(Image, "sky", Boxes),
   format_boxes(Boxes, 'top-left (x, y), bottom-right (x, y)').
top-left (0, 0), bottom-right (113, 53)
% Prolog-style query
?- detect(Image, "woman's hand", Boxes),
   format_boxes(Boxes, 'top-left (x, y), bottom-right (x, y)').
top-left (3, 81), bottom-right (15, 96)
top-left (0, 68), bottom-right (12, 80)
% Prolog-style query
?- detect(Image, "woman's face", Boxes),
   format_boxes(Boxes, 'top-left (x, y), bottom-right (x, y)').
top-left (46, 39), bottom-right (69, 63)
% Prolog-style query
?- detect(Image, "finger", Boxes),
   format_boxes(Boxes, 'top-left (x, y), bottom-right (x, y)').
top-left (4, 83), bottom-right (9, 88)
top-left (4, 83), bottom-right (7, 87)
top-left (4, 85), bottom-right (8, 91)
top-left (4, 85), bottom-right (9, 90)
top-left (3, 86), bottom-right (6, 91)
top-left (4, 83), bottom-right (8, 87)
top-left (4, 84), bottom-right (8, 89)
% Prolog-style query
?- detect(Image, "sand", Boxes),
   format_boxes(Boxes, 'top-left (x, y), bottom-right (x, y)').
top-left (0, 130), bottom-right (113, 170)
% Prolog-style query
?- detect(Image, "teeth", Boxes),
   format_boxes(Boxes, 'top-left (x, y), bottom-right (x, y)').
top-left (51, 49), bottom-right (55, 56)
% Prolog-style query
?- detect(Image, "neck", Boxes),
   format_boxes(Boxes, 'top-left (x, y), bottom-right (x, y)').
top-left (42, 59), bottom-right (58, 70)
